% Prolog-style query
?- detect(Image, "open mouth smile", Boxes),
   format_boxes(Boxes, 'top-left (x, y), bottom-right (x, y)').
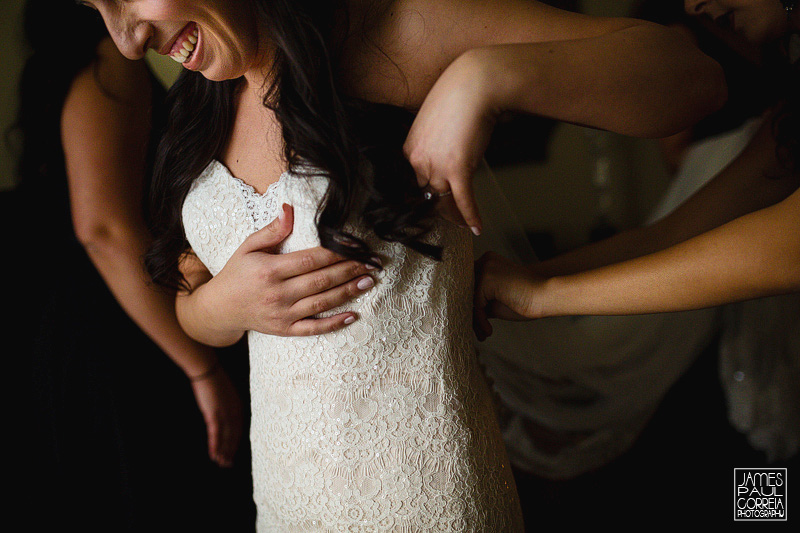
top-left (167, 22), bottom-right (199, 65)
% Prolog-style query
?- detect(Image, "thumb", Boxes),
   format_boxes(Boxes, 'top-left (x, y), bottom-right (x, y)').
top-left (242, 203), bottom-right (294, 252)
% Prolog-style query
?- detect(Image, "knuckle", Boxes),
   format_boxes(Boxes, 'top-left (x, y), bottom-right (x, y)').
top-left (402, 141), bottom-right (415, 159)
top-left (350, 262), bottom-right (364, 277)
top-left (406, 150), bottom-right (426, 170)
top-left (301, 252), bottom-right (316, 271)
top-left (258, 264), bottom-right (277, 282)
top-left (312, 297), bottom-right (330, 315)
top-left (313, 273), bottom-right (330, 290)
top-left (346, 281), bottom-right (360, 298)
top-left (323, 248), bottom-right (341, 264)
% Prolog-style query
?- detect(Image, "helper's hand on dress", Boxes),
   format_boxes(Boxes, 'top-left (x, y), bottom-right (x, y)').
top-left (189, 364), bottom-right (243, 468)
top-left (177, 204), bottom-right (377, 346)
top-left (404, 51), bottom-right (500, 236)
top-left (473, 251), bottom-right (544, 341)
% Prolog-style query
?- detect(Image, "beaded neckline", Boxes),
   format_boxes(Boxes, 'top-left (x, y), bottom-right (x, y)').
top-left (209, 159), bottom-right (291, 200)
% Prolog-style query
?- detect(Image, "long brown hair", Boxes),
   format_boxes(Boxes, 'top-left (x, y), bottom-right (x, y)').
top-left (146, 0), bottom-right (441, 290)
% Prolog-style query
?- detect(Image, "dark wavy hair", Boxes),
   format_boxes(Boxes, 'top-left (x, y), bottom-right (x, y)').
top-left (11, 0), bottom-right (107, 195)
top-left (146, 0), bottom-right (441, 290)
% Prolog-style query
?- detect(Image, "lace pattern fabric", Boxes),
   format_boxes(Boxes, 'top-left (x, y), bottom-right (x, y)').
top-left (182, 161), bottom-right (523, 531)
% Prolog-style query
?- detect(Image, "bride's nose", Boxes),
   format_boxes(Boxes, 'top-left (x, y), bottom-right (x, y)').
top-left (102, 14), bottom-right (153, 60)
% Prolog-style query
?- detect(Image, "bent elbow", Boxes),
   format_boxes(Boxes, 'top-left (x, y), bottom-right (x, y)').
top-left (73, 218), bottom-right (136, 260)
top-left (75, 221), bottom-right (116, 256)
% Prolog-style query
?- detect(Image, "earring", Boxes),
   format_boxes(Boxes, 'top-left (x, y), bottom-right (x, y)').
top-left (782, 0), bottom-right (797, 14)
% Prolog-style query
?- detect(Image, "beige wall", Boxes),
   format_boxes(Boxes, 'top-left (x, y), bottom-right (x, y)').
top-left (1, 0), bottom-right (27, 190)
top-left (146, 50), bottom-right (182, 89)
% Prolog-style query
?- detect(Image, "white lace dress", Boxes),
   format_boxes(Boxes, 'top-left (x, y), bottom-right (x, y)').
top-left (182, 161), bottom-right (523, 532)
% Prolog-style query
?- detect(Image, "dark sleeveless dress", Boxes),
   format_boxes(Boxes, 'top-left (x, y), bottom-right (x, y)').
top-left (5, 76), bottom-right (255, 532)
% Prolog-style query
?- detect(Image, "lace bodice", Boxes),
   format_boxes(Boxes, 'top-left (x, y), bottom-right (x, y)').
top-left (182, 161), bottom-right (523, 532)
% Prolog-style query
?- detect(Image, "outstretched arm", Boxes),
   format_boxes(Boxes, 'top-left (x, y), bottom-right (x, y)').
top-left (474, 178), bottom-right (800, 328)
top-left (362, 0), bottom-right (726, 134)
top-left (364, 0), bottom-right (727, 231)
top-left (474, 115), bottom-right (800, 332)
top-left (533, 115), bottom-right (800, 277)
top-left (540, 186), bottom-right (800, 316)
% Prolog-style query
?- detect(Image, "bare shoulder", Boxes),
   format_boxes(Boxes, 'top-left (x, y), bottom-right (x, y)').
top-left (375, 0), bottom-right (641, 53)
top-left (346, 0), bottom-right (646, 106)
top-left (62, 37), bottom-right (152, 172)
top-left (64, 37), bottom-right (152, 118)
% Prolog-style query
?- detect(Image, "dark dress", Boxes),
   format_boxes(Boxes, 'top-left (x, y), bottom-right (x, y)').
top-left (5, 86), bottom-right (255, 533)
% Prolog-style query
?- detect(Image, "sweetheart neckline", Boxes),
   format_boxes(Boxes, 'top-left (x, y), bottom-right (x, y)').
top-left (209, 159), bottom-right (291, 199)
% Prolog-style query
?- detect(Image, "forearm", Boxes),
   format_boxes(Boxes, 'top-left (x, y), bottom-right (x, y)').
top-left (472, 22), bottom-right (726, 138)
top-left (538, 121), bottom-right (799, 276)
top-left (541, 193), bottom-right (800, 316)
top-left (175, 281), bottom-right (246, 348)
top-left (534, 225), bottom-right (664, 277)
top-left (81, 224), bottom-right (219, 376)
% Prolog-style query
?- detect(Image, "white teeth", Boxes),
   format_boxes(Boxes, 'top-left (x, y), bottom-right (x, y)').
top-left (168, 27), bottom-right (198, 64)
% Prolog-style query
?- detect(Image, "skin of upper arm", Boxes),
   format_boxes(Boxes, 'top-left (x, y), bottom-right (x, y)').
top-left (348, 0), bottom-right (680, 107)
top-left (61, 37), bottom-right (153, 244)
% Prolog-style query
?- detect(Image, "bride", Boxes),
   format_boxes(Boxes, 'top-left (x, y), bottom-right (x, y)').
top-left (79, 0), bottom-right (725, 529)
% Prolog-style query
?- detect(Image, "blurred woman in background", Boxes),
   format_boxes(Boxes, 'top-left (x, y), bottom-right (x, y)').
top-left (475, 0), bottom-right (800, 342)
top-left (8, 2), bottom-right (254, 530)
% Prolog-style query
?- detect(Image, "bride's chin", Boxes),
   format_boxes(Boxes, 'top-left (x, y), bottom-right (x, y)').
top-left (196, 63), bottom-right (229, 82)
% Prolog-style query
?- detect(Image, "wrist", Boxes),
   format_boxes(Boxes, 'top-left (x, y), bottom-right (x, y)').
top-left (537, 275), bottom-right (565, 319)
top-left (459, 45), bottom-right (534, 118)
top-left (453, 47), bottom-right (508, 119)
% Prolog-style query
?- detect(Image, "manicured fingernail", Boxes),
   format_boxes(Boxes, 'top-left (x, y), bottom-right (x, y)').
top-left (357, 277), bottom-right (374, 290)
top-left (471, 226), bottom-right (481, 236)
top-left (344, 316), bottom-right (356, 325)
top-left (365, 263), bottom-right (376, 271)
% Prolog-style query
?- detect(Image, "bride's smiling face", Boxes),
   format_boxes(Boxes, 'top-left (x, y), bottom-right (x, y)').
top-left (684, 0), bottom-right (791, 45)
top-left (78, 0), bottom-right (266, 81)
